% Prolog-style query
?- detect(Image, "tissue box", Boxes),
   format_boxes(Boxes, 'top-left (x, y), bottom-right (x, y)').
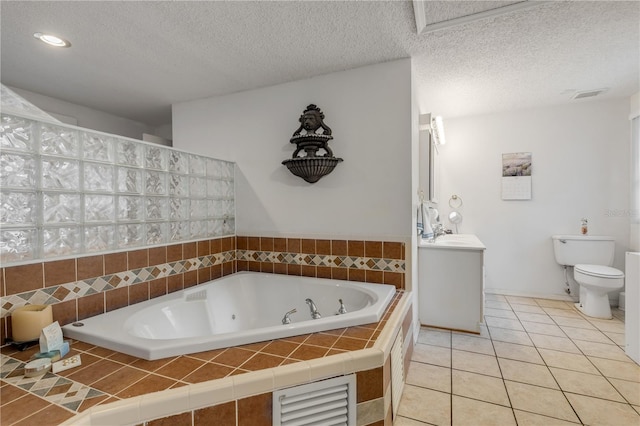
top-left (39, 321), bottom-right (64, 353)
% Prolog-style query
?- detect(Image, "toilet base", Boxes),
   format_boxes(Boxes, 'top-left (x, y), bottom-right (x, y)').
top-left (574, 301), bottom-right (612, 320)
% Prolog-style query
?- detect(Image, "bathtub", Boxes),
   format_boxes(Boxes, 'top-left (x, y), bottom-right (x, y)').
top-left (61, 272), bottom-right (396, 360)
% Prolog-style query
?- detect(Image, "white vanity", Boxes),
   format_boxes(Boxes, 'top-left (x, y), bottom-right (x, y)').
top-left (418, 234), bottom-right (486, 333)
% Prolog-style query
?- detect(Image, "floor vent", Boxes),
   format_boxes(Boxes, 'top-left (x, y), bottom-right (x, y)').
top-left (273, 374), bottom-right (356, 426)
top-left (390, 330), bottom-right (405, 418)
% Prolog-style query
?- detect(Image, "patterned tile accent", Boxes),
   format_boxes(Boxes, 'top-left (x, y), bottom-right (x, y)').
top-left (0, 251), bottom-right (236, 317)
top-left (1, 355), bottom-right (107, 413)
top-left (237, 250), bottom-right (405, 272)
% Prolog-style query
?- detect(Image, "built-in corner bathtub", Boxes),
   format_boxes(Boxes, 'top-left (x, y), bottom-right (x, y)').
top-left (61, 272), bottom-right (396, 360)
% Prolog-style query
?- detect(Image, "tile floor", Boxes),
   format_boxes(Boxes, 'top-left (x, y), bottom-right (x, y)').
top-left (396, 294), bottom-right (639, 426)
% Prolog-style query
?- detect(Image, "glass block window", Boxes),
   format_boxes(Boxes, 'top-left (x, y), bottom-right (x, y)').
top-left (0, 113), bottom-right (235, 264)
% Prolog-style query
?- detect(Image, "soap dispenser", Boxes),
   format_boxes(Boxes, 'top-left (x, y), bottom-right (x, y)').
top-left (580, 218), bottom-right (588, 235)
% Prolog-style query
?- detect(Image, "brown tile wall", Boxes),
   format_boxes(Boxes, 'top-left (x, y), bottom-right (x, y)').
top-left (0, 237), bottom-right (237, 344)
top-left (236, 236), bottom-right (405, 289)
top-left (1, 236), bottom-right (405, 346)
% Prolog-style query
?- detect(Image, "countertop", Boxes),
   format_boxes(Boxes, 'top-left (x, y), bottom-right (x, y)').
top-left (418, 234), bottom-right (486, 251)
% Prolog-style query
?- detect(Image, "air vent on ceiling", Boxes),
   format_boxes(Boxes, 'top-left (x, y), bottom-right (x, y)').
top-left (572, 89), bottom-right (608, 100)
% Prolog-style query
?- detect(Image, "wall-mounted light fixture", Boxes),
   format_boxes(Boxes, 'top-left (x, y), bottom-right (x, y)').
top-left (33, 32), bottom-right (71, 48)
top-left (431, 115), bottom-right (446, 146)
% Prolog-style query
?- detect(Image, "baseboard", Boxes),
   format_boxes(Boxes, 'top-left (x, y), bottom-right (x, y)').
top-left (485, 288), bottom-right (575, 302)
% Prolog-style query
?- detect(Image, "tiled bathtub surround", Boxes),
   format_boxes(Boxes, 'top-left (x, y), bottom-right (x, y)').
top-left (0, 236), bottom-right (405, 345)
top-left (0, 112), bottom-right (235, 265)
top-left (0, 237), bottom-right (237, 343)
top-left (0, 290), bottom-right (413, 426)
top-left (236, 236), bottom-right (405, 289)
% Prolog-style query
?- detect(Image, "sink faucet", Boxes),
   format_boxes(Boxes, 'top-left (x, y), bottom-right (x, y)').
top-left (305, 298), bottom-right (322, 319)
top-left (432, 223), bottom-right (452, 240)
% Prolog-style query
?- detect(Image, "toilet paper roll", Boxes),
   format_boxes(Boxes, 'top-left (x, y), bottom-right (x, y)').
top-left (11, 305), bottom-right (53, 343)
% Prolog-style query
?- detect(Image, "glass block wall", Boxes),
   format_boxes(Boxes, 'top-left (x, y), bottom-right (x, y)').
top-left (0, 113), bottom-right (235, 264)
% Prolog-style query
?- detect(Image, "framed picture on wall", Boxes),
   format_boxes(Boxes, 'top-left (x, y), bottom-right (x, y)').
top-left (502, 152), bottom-right (532, 200)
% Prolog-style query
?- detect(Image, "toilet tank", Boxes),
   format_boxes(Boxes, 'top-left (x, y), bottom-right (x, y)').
top-left (552, 235), bottom-right (615, 266)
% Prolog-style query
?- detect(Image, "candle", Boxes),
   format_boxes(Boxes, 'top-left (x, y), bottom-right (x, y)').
top-left (11, 305), bottom-right (53, 342)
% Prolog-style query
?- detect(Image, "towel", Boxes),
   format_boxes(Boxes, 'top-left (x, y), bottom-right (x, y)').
top-left (417, 203), bottom-right (434, 239)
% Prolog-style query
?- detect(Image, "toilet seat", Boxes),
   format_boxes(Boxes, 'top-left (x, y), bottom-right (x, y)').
top-left (575, 264), bottom-right (624, 278)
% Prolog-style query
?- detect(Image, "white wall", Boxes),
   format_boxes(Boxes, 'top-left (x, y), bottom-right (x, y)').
top-left (437, 99), bottom-right (631, 299)
top-left (8, 86), bottom-right (171, 141)
top-left (173, 60), bottom-right (414, 245)
top-left (631, 93), bottom-right (640, 252)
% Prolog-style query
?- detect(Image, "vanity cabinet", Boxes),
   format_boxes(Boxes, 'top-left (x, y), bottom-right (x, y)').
top-left (418, 234), bottom-right (485, 333)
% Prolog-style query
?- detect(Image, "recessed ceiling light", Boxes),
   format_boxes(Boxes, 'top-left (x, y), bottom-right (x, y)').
top-left (33, 32), bottom-right (71, 48)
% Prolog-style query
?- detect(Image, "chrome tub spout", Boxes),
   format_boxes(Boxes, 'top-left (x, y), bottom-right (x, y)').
top-left (305, 298), bottom-right (322, 319)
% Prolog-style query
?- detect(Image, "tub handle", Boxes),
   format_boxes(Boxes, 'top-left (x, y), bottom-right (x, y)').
top-left (282, 308), bottom-right (297, 325)
top-left (337, 299), bottom-right (347, 315)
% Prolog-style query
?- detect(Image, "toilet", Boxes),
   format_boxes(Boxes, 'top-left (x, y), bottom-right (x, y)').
top-left (552, 235), bottom-right (624, 319)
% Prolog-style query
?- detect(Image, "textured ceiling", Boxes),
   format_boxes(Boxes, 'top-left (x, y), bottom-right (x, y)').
top-left (1, 1), bottom-right (638, 127)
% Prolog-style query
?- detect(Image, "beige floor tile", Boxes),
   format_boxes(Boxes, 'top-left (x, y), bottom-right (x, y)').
top-left (485, 307), bottom-right (518, 320)
top-left (610, 378), bottom-right (640, 406)
top-left (505, 296), bottom-right (538, 306)
top-left (451, 333), bottom-right (495, 356)
top-left (550, 367), bottom-right (626, 402)
top-left (488, 327), bottom-right (534, 346)
top-left (393, 415), bottom-right (429, 425)
top-left (573, 339), bottom-right (633, 362)
top-left (534, 299), bottom-right (574, 310)
top-left (565, 393), bottom-right (640, 425)
top-left (588, 319), bottom-right (626, 333)
top-left (485, 300), bottom-right (512, 310)
top-left (634, 405), bottom-right (640, 416)
top-left (544, 307), bottom-right (582, 318)
top-left (452, 349), bottom-right (501, 377)
top-left (510, 304), bottom-right (546, 314)
top-left (505, 381), bottom-right (579, 423)
top-left (515, 311), bottom-right (555, 324)
top-left (537, 348), bottom-right (600, 375)
top-left (397, 384), bottom-right (451, 425)
top-left (513, 409), bottom-right (581, 425)
top-left (451, 369), bottom-right (510, 406)
top-left (551, 316), bottom-right (596, 329)
top-left (604, 331), bottom-right (625, 346)
top-left (406, 361), bottom-right (451, 393)
top-left (589, 357), bottom-right (640, 382)
top-left (493, 341), bottom-right (544, 364)
top-left (528, 333), bottom-right (581, 354)
top-left (498, 358), bottom-right (558, 389)
top-left (476, 324), bottom-right (491, 339)
top-left (560, 326), bottom-right (614, 344)
top-left (412, 344), bottom-right (451, 368)
top-left (486, 293), bottom-right (507, 302)
top-left (485, 316), bottom-right (525, 331)
top-left (417, 328), bottom-right (451, 348)
top-left (522, 321), bottom-right (565, 337)
top-left (452, 395), bottom-right (516, 426)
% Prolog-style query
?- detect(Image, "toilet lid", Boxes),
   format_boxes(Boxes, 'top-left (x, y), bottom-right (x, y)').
top-left (575, 264), bottom-right (624, 278)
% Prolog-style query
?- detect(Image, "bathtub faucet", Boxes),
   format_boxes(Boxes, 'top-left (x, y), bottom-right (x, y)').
top-left (337, 299), bottom-right (347, 315)
top-left (305, 298), bottom-right (322, 319)
top-left (282, 308), bottom-right (297, 325)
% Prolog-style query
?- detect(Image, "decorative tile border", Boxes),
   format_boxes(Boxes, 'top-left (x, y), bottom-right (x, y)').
top-left (0, 251), bottom-right (236, 317)
top-left (1, 355), bottom-right (106, 413)
top-left (237, 249), bottom-right (405, 272)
